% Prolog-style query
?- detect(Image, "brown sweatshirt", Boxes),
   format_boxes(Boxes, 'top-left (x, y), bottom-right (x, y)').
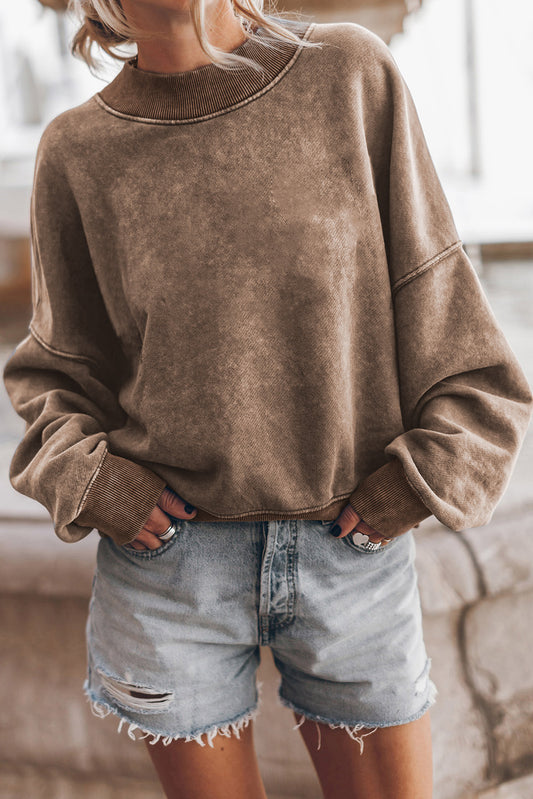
top-left (3, 19), bottom-right (532, 547)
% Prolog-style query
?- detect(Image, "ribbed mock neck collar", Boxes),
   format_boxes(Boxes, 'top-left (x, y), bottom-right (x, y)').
top-left (96, 18), bottom-right (315, 123)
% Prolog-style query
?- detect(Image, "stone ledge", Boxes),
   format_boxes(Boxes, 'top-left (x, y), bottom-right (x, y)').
top-left (0, 519), bottom-right (97, 597)
top-left (423, 612), bottom-right (488, 799)
top-left (473, 773), bottom-right (533, 798)
top-left (462, 507), bottom-right (533, 598)
top-left (414, 519), bottom-right (481, 615)
top-left (464, 590), bottom-right (533, 775)
top-left (0, 763), bottom-right (163, 799)
top-left (0, 760), bottom-right (320, 799)
top-left (466, 592), bottom-right (533, 704)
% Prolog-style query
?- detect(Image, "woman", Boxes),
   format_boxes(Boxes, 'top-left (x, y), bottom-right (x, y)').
top-left (3, 1), bottom-right (532, 797)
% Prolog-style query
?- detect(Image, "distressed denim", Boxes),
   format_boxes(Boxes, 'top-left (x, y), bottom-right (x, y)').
top-left (83, 518), bottom-right (437, 752)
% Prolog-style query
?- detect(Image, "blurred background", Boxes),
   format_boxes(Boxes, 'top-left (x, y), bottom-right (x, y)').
top-left (1, 1), bottom-right (532, 797)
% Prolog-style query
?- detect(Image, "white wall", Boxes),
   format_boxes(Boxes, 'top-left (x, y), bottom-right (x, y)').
top-left (389, 0), bottom-right (533, 241)
top-left (0, 1), bottom-right (124, 142)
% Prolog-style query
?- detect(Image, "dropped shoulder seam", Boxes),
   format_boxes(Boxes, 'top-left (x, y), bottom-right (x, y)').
top-left (391, 240), bottom-right (464, 296)
top-left (29, 324), bottom-right (101, 369)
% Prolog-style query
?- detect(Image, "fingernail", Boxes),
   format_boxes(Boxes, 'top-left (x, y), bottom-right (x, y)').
top-left (330, 524), bottom-right (342, 537)
top-left (184, 503), bottom-right (196, 514)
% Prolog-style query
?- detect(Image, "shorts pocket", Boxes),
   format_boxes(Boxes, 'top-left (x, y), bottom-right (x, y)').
top-left (319, 520), bottom-right (397, 555)
top-left (117, 516), bottom-right (187, 560)
top-left (342, 530), bottom-right (399, 554)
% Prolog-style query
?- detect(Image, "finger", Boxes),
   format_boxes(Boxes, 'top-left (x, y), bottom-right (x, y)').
top-left (123, 496), bottom-right (187, 551)
top-left (368, 534), bottom-right (392, 546)
top-left (157, 486), bottom-right (197, 521)
top-left (126, 540), bottom-right (146, 551)
top-left (126, 529), bottom-right (167, 551)
top-left (140, 529), bottom-right (169, 550)
top-left (143, 504), bottom-right (178, 536)
top-left (355, 518), bottom-right (387, 541)
top-left (354, 518), bottom-right (379, 536)
top-left (328, 504), bottom-right (362, 538)
top-left (355, 519), bottom-right (393, 546)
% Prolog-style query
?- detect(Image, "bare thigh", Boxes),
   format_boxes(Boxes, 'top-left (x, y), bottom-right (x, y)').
top-left (296, 709), bottom-right (433, 799)
top-left (143, 719), bottom-right (267, 799)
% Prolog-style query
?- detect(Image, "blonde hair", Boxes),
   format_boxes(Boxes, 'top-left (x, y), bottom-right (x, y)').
top-left (67, 1), bottom-right (324, 76)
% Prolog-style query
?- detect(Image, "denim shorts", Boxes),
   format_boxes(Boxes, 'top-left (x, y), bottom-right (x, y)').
top-left (83, 518), bottom-right (437, 753)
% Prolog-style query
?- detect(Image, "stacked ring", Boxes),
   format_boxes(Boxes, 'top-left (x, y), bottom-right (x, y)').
top-left (361, 540), bottom-right (383, 551)
top-left (360, 536), bottom-right (393, 550)
top-left (158, 522), bottom-right (178, 542)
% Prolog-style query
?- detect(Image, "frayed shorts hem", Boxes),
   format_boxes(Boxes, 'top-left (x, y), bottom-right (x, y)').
top-left (82, 679), bottom-right (263, 748)
top-left (277, 677), bottom-right (438, 754)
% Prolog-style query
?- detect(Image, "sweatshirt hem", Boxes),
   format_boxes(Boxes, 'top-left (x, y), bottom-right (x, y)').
top-left (189, 493), bottom-right (353, 522)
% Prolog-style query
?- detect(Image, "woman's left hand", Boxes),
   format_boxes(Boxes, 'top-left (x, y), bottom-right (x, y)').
top-left (328, 503), bottom-right (394, 547)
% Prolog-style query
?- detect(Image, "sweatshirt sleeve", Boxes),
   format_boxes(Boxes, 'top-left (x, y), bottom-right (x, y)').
top-left (2, 119), bottom-right (167, 546)
top-left (346, 36), bottom-right (533, 536)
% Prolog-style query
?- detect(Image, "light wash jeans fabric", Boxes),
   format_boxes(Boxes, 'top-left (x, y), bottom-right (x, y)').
top-left (83, 518), bottom-right (437, 752)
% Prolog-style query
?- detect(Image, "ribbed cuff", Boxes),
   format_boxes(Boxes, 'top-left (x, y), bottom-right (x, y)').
top-left (347, 458), bottom-right (432, 537)
top-left (75, 450), bottom-right (167, 546)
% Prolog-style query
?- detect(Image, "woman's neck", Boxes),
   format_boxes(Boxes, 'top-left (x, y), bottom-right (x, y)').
top-left (121, 0), bottom-right (253, 76)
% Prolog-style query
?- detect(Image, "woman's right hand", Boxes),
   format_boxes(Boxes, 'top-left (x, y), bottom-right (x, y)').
top-left (124, 486), bottom-right (197, 551)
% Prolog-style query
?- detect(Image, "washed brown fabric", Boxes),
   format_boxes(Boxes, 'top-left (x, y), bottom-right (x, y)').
top-left (3, 19), bottom-right (532, 547)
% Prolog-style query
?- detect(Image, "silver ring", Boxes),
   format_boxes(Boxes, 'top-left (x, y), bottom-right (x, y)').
top-left (361, 539), bottom-right (383, 551)
top-left (158, 522), bottom-right (178, 541)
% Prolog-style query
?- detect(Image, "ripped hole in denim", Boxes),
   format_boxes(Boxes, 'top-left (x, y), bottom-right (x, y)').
top-left (97, 668), bottom-right (174, 712)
